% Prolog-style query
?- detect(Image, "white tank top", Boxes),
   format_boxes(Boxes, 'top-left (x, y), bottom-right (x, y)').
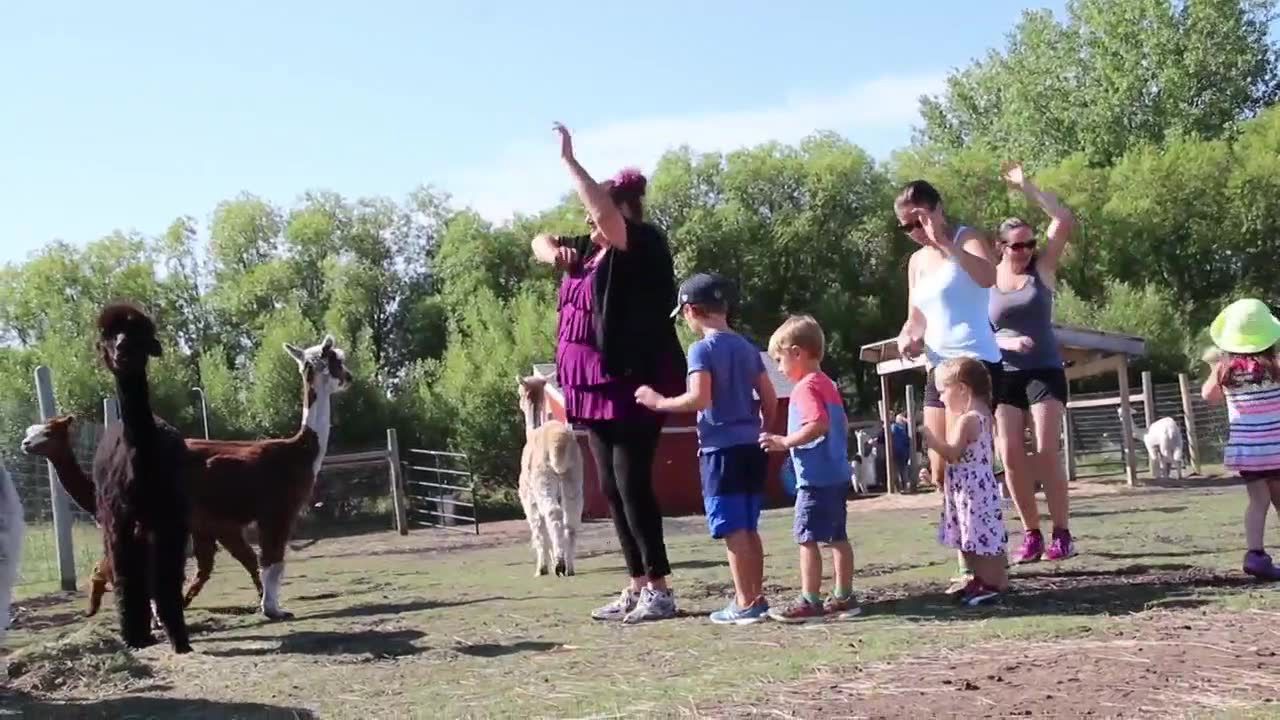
top-left (912, 226), bottom-right (1002, 368)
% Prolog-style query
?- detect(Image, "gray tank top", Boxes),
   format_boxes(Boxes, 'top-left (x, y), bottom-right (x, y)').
top-left (988, 260), bottom-right (1062, 370)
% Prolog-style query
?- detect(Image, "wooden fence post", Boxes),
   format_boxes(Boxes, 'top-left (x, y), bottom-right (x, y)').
top-left (1062, 398), bottom-right (1077, 482)
top-left (1178, 373), bottom-right (1202, 475)
top-left (1117, 359), bottom-right (1138, 486)
top-left (1141, 371), bottom-right (1157, 477)
top-left (386, 429), bottom-right (409, 535)
top-left (904, 386), bottom-right (918, 492)
top-left (34, 367), bottom-right (77, 591)
top-left (880, 375), bottom-right (896, 494)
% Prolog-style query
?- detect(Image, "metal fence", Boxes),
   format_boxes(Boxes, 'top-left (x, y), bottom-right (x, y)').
top-left (402, 449), bottom-right (479, 534)
top-left (6, 419), bottom-right (102, 591)
top-left (1067, 379), bottom-right (1230, 479)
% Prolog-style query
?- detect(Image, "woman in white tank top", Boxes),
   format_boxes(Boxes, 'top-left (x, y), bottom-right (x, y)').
top-left (894, 180), bottom-right (1001, 504)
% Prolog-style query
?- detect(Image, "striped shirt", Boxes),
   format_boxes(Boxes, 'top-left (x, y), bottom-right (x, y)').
top-left (1224, 378), bottom-right (1280, 472)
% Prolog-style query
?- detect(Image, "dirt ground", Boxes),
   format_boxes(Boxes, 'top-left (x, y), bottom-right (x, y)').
top-left (697, 608), bottom-right (1280, 719)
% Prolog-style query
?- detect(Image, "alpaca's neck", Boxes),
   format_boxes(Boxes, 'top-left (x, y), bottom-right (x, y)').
top-left (115, 372), bottom-right (156, 440)
top-left (302, 385), bottom-right (332, 477)
top-left (523, 399), bottom-right (541, 436)
top-left (43, 445), bottom-right (95, 516)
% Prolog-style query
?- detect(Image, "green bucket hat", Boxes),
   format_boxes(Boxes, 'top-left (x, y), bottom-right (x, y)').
top-left (1209, 298), bottom-right (1280, 354)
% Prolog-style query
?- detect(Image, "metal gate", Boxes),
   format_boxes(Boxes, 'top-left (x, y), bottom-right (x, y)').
top-left (402, 449), bottom-right (479, 534)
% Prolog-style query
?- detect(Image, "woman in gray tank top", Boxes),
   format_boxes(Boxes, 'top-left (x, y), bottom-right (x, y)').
top-left (989, 163), bottom-right (1076, 564)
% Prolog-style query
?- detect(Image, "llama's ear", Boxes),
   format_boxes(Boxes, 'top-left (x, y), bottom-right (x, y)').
top-left (284, 343), bottom-right (306, 363)
top-left (322, 335), bottom-right (335, 351)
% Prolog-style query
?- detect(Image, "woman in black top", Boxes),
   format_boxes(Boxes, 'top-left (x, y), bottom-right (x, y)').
top-left (531, 124), bottom-right (685, 623)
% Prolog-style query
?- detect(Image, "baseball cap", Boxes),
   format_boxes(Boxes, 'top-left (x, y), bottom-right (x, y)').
top-left (671, 272), bottom-right (731, 318)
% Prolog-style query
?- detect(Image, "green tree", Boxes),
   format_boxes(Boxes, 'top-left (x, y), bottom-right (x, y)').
top-left (918, 0), bottom-right (1279, 167)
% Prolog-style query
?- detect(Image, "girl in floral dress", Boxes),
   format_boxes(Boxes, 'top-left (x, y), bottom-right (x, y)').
top-left (921, 357), bottom-right (1009, 606)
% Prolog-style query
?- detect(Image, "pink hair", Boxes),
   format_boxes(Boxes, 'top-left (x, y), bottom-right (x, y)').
top-left (609, 168), bottom-right (647, 197)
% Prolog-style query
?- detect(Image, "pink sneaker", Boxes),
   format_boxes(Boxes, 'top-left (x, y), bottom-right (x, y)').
top-left (1012, 529), bottom-right (1044, 564)
top-left (1243, 550), bottom-right (1280, 581)
top-left (1044, 528), bottom-right (1075, 561)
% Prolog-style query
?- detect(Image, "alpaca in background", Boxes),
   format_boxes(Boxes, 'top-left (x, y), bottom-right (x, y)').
top-left (1117, 408), bottom-right (1185, 480)
top-left (517, 376), bottom-right (583, 577)
top-left (0, 458), bottom-right (25, 646)
top-left (182, 336), bottom-right (351, 618)
top-left (92, 302), bottom-right (191, 652)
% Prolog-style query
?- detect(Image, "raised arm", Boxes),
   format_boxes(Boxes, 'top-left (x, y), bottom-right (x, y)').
top-left (917, 208), bottom-right (995, 288)
top-left (1003, 162), bottom-right (1074, 279)
top-left (554, 123), bottom-right (628, 251)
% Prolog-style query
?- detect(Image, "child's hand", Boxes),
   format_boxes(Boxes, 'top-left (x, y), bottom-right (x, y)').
top-left (634, 385), bottom-right (663, 410)
top-left (758, 433), bottom-right (788, 453)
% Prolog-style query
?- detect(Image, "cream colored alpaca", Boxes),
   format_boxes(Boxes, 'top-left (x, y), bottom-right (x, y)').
top-left (517, 376), bottom-right (584, 577)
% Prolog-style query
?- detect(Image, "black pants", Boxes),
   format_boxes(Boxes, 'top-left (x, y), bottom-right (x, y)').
top-left (585, 417), bottom-right (670, 579)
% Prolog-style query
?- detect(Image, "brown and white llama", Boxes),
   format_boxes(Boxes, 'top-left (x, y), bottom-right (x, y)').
top-left (21, 415), bottom-right (262, 617)
top-left (182, 336), bottom-right (351, 619)
top-left (516, 376), bottom-right (583, 577)
top-left (93, 301), bottom-right (192, 652)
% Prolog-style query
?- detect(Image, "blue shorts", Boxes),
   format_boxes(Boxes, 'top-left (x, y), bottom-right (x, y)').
top-left (700, 445), bottom-right (768, 539)
top-left (704, 493), bottom-right (765, 539)
top-left (793, 484), bottom-right (849, 544)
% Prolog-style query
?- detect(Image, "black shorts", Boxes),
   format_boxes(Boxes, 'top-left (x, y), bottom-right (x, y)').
top-left (994, 367), bottom-right (1068, 411)
top-left (924, 360), bottom-right (1004, 409)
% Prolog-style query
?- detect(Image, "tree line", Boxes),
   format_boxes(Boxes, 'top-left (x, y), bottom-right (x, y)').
top-left (2, 0), bottom-right (1276, 501)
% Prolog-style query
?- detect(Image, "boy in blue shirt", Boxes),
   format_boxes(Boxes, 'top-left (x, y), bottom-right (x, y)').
top-left (760, 315), bottom-right (859, 623)
top-left (636, 273), bottom-right (777, 624)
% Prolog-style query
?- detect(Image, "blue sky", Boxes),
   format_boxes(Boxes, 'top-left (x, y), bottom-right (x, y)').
top-left (0, 1), bottom-right (1063, 264)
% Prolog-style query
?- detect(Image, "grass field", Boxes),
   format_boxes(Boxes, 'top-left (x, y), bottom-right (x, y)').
top-left (3, 479), bottom-right (1280, 719)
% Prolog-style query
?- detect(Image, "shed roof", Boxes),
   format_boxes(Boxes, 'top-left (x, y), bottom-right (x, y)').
top-left (859, 324), bottom-right (1146, 380)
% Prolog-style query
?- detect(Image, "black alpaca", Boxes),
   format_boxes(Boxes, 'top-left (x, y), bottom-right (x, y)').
top-left (92, 302), bottom-right (192, 653)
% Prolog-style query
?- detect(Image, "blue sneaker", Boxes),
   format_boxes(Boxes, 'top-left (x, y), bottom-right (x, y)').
top-left (709, 597), bottom-right (770, 625)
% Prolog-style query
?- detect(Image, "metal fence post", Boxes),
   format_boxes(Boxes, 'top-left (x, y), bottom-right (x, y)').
top-left (34, 366), bottom-right (77, 591)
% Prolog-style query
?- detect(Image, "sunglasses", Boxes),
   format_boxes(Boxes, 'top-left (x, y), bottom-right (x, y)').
top-left (1003, 240), bottom-right (1036, 251)
top-left (898, 220), bottom-right (922, 233)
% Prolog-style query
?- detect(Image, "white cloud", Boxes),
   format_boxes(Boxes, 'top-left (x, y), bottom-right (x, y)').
top-left (445, 71), bottom-right (945, 222)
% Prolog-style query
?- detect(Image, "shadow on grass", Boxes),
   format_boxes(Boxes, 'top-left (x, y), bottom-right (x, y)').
top-left (1071, 504), bottom-right (1187, 519)
top-left (0, 690), bottom-right (316, 719)
top-left (205, 629), bottom-right (427, 658)
top-left (860, 564), bottom-right (1255, 620)
top-left (452, 640), bottom-right (561, 657)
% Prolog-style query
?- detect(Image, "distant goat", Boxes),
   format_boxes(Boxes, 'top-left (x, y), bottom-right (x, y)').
top-left (516, 376), bottom-right (584, 577)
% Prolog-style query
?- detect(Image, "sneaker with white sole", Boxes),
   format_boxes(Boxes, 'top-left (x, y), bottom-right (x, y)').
top-left (591, 588), bottom-right (639, 621)
top-left (709, 597), bottom-right (770, 625)
top-left (622, 588), bottom-right (677, 624)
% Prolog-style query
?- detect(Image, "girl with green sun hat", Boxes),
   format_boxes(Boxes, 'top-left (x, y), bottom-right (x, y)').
top-left (1201, 298), bottom-right (1280, 581)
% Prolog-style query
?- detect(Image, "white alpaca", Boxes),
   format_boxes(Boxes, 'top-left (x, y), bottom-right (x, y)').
top-left (517, 376), bottom-right (584, 577)
top-left (849, 455), bottom-right (867, 494)
top-left (0, 458), bottom-right (25, 644)
top-left (1118, 409), bottom-right (1185, 480)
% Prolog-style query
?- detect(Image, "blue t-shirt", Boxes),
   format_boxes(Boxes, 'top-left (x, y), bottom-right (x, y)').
top-left (687, 331), bottom-right (766, 453)
top-left (787, 371), bottom-right (849, 488)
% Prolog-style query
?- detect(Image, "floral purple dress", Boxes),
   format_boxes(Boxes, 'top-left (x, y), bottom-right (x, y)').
top-left (938, 413), bottom-right (1007, 556)
top-left (556, 253), bottom-right (682, 423)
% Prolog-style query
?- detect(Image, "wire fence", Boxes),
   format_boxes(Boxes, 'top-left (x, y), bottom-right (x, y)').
top-left (5, 419), bottom-right (102, 594)
top-left (1068, 380), bottom-right (1230, 478)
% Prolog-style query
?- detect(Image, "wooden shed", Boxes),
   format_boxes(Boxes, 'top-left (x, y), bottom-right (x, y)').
top-left (528, 355), bottom-right (795, 520)
top-left (859, 325), bottom-right (1147, 490)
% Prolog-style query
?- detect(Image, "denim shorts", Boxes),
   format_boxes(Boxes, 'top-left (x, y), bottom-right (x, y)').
top-left (701, 444), bottom-right (768, 539)
top-left (793, 484), bottom-right (849, 544)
